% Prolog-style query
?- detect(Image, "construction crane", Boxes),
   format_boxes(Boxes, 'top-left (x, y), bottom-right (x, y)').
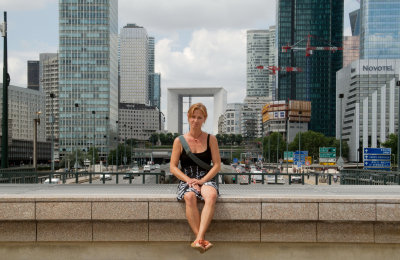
top-left (281, 34), bottom-right (343, 100)
top-left (282, 34), bottom-right (343, 57)
top-left (256, 65), bottom-right (303, 75)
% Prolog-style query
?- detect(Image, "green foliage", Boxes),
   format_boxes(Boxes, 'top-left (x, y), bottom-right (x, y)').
top-left (149, 133), bottom-right (159, 145)
top-left (288, 130), bottom-right (349, 160)
top-left (382, 134), bottom-right (398, 163)
top-left (263, 132), bottom-right (287, 163)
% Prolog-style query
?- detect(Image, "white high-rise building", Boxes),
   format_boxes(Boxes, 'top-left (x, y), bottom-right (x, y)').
top-left (120, 24), bottom-right (149, 104)
top-left (247, 28), bottom-right (275, 99)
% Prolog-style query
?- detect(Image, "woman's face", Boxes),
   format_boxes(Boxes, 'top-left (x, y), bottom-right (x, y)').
top-left (189, 109), bottom-right (206, 130)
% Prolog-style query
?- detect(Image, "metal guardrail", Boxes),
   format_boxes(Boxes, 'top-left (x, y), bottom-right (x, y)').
top-left (340, 169), bottom-right (400, 185)
top-left (0, 171), bottom-right (336, 185)
top-left (1, 170), bottom-right (399, 185)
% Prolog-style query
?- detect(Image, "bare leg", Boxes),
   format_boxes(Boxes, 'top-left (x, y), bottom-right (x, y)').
top-left (196, 185), bottom-right (217, 240)
top-left (184, 192), bottom-right (200, 236)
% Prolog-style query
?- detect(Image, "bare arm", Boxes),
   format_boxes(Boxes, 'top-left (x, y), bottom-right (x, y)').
top-left (170, 137), bottom-right (191, 183)
top-left (198, 134), bottom-right (221, 184)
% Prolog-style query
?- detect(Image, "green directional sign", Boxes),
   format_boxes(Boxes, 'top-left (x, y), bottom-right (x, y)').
top-left (319, 147), bottom-right (336, 153)
top-left (319, 147), bottom-right (336, 164)
top-left (284, 151), bottom-right (294, 162)
top-left (319, 153), bottom-right (336, 158)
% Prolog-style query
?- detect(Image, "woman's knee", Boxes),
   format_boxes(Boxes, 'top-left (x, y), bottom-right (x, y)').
top-left (184, 192), bottom-right (197, 206)
top-left (202, 189), bottom-right (217, 203)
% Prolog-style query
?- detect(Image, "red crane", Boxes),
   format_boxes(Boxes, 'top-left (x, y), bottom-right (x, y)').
top-left (282, 34), bottom-right (343, 56)
top-left (256, 65), bottom-right (303, 75)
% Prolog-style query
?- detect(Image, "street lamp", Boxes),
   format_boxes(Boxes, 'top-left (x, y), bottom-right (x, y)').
top-left (130, 126), bottom-right (133, 167)
top-left (92, 110), bottom-right (96, 171)
top-left (123, 124), bottom-right (127, 167)
top-left (298, 111), bottom-right (302, 171)
top-left (116, 120), bottom-right (119, 173)
top-left (105, 116), bottom-right (109, 170)
top-left (33, 111), bottom-right (41, 171)
top-left (1, 12), bottom-right (10, 169)
top-left (50, 93), bottom-right (55, 172)
top-left (286, 103), bottom-right (289, 174)
top-left (74, 103), bottom-right (79, 172)
top-left (338, 94), bottom-right (344, 169)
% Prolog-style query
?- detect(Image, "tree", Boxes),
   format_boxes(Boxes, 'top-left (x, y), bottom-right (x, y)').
top-left (235, 134), bottom-right (243, 145)
top-left (166, 132), bottom-right (174, 145)
top-left (216, 134), bottom-right (222, 145)
top-left (159, 133), bottom-right (167, 145)
top-left (87, 146), bottom-right (100, 164)
top-left (149, 133), bottom-right (159, 145)
top-left (382, 134), bottom-right (398, 164)
top-left (263, 132), bottom-right (286, 163)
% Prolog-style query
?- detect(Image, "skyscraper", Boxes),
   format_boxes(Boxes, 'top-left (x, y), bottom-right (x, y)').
top-left (40, 53), bottom-right (60, 161)
top-left (360, 0), bottom-right (400, 59)
top-left (246, 29), bottom-right (272, 98)
top-left (349, 9), bottom-right (361, 36)
top-left (58, 0), bottom-right (118, 160)
top-left (27, 61), bottom-right (39, 91)
top-left (153, 73), bottom-right (161, 110)
top-left (277, 0), bottom-right (343, 137)
top-left (120, 24), bottom-right (149, 104)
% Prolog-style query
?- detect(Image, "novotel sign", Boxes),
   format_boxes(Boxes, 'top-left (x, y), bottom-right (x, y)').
top-left (362, 65), bottom-right (394, 72)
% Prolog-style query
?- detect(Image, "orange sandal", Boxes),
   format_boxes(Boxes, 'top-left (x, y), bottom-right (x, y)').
top-left (191, 240), bottom-right (205, 253)
top-left (201, 240), bottom-right (213, 252)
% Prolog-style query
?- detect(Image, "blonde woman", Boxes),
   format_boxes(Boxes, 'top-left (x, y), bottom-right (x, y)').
top-left (170, 103), bottom-right (221, 253)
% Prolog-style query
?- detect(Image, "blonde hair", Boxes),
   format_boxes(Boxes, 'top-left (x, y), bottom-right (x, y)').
top-left (187, 103), bottom-right (208, 120)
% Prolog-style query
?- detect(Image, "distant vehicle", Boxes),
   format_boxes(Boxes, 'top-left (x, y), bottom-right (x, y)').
top-left (123, 173), bottom-right (134, 179)
top-left (130, 166), bottom-right (140, 175)
top-left (291, 175), bottom-right (302, 184)
top-left (100, 173), bottom-right (112, 181)
top-left (150, 164), bottom-right (156, 170)
top-left (154, 164), bottom-right (160, 169)
top-left (44, 178), bottom-right (61, 184)
top-left (251, 168), bottom-right (263, 182)
top-left (143, 165), bottom-right (151, 172)
top-left (266, 174), bottom-right (285, 184)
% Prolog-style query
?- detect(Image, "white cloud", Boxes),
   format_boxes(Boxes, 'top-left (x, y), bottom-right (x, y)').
top-left (156, 28), bottom-right (247, 133)
top-left (119, 0), bottom-right (276, 35)
top-left (0, 0), bottom-right (53, 11)
top-left (0, 50), bottom-right (41, 87)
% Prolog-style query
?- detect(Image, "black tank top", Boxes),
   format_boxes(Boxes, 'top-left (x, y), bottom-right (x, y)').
top-left (180, 134), bottom-right (212, 171)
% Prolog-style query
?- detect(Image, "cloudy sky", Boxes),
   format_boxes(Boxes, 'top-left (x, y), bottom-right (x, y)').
top-left (0, 0), bottom-right (360, 133)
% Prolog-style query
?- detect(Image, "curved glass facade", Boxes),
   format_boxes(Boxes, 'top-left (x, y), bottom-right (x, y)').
top-left (360, 0), bottom-right (400, 59)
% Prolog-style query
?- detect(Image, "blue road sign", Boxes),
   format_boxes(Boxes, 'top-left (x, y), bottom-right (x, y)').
top-left (363, 148), bottom-right (391, 155)
top-left (364, 161), bottom-right (391, 167)
top-left (294, 151), bottom-right (308, 155)
top-left (364, 147), bottom-right (391, 170)
top-left (364, 154), bottom-right (391, 160)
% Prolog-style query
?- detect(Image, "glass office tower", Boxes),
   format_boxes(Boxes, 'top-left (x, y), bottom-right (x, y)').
top-left (360, 0), bottom-right (400, 59)
top-left (277, 0), bottom-right (343, 137)
top-left (58, 0), bottom-right (118, 160)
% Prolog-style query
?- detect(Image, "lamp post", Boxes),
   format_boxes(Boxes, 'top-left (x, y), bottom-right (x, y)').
top-left (130, 126), bottom-right (133, 167)
top-left (74, 103), bottom-right (79, 172)
top-left (1, 12), bottom-right (10, 169)
top-left (33, 111), bottom-right (41, 171)
top-left (298, 111), bottom-right (302, 171)
top-left (116, 120), bottom-right (119, 173)
top-left (338, 94), bottom-right (344, 168)
top-left (268, 124), bottom-right (271, 165)
top-left (50, 93), bottom-right (55, 172)
top-left (124, 124), bottom-right (127, 167)
top-left (105, 116), bottom-right (109, 170)
top-left (286, 105), bottom-right (289, 174)
top-left (92, 110), bottom-right (95, 171)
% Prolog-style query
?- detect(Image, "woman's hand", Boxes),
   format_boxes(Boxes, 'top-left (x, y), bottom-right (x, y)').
top-left (187, 178), bottom-right (203, 192)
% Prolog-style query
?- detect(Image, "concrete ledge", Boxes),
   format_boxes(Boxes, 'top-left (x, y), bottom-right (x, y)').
top-left (1, 185), bottom-right (400, 244)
